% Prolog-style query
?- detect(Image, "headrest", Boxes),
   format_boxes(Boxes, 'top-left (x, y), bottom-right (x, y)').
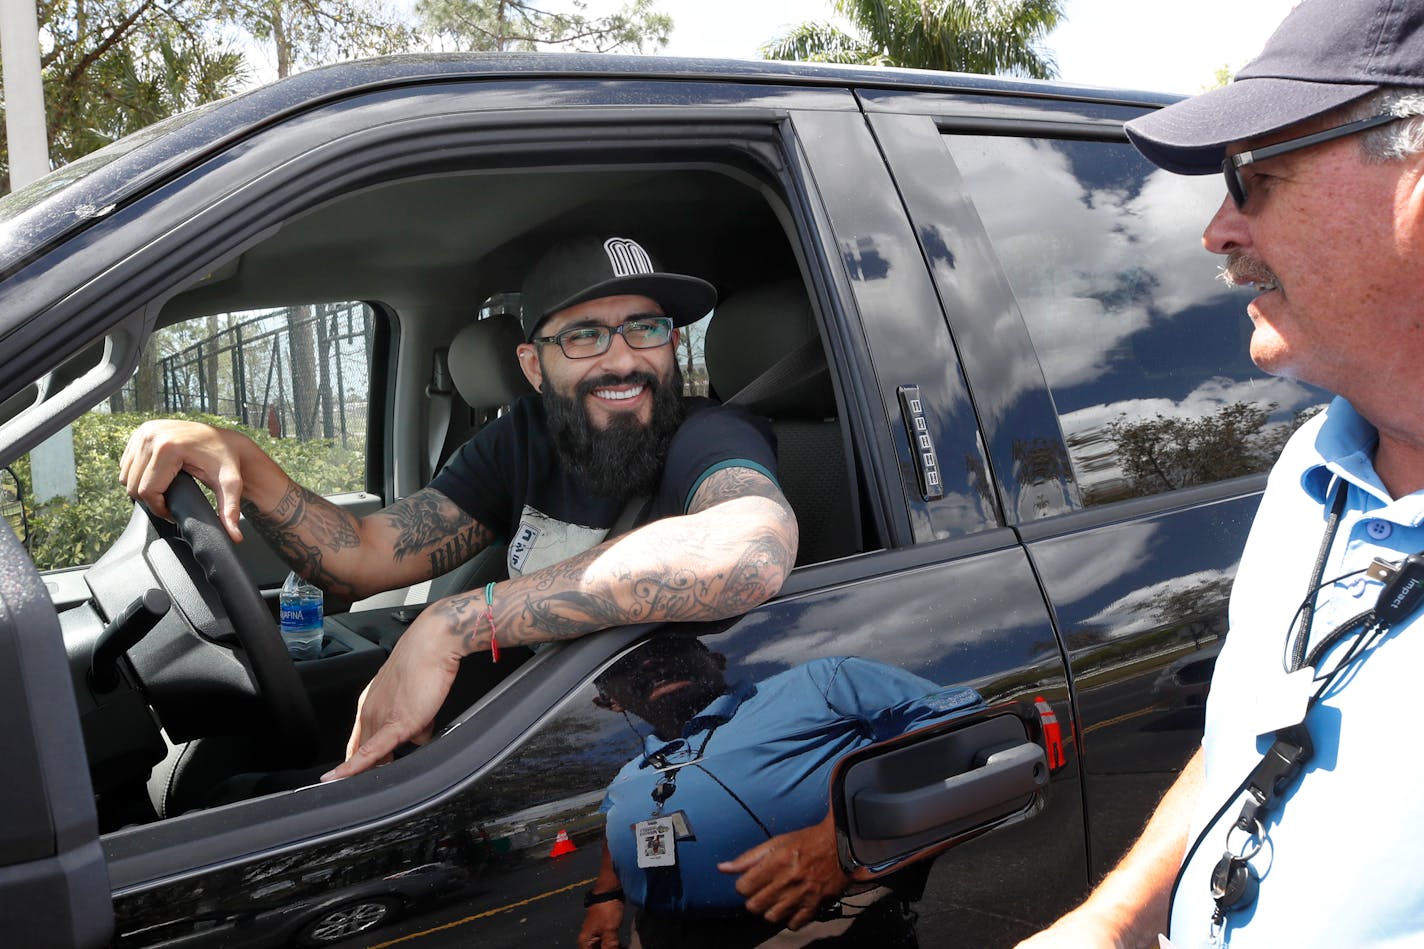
top-left (705, 281), bottom-right (834, 418)
top-left (448, 313), bottom-right (533, 408)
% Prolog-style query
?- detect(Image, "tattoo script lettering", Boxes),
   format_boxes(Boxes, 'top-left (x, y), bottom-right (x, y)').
top-left (380, 489), bottom-right (492, 576)
top-left (241, 480), bottom-right (361, 599)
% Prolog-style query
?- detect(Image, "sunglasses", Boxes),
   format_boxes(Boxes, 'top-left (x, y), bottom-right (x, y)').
top-left (1223, 112), bottom-right (1407, 209)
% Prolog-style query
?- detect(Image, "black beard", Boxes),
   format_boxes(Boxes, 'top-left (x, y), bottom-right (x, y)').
top-left (542, 365), bottom-right (685, 500)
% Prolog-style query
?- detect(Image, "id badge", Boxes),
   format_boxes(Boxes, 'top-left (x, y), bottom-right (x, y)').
top-left (634, 817), bottom-right (677, 868)
top-left (666, 809), bottom-right (696, 841)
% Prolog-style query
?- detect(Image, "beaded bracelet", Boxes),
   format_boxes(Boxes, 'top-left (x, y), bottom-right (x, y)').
top-left (483, 581), bottom-right (500, 663)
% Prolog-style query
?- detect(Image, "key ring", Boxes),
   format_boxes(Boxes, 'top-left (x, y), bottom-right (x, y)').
top-left (1225, 817), bottom-right (1265, 862)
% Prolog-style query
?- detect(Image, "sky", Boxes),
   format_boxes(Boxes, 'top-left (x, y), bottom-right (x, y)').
top-left (238, 0), bottom-right (1302, 94)
top-left (642, 0), bottom-right (1301, 96)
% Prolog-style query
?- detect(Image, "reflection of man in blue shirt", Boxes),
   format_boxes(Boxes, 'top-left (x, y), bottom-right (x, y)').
top-left (577, 635), bottom-right (981, 948)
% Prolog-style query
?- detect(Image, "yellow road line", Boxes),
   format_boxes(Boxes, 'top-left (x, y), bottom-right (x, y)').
top-left (366, 876), bottom-right (599, 948)
top-left (1082, 704), bottom-right (1163, 735)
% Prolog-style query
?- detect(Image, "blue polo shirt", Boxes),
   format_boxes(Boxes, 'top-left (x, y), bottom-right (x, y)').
top-left (600, 657), bottom-right (980, 916)
top-left (1170, 398), bottom-right (1424, 946)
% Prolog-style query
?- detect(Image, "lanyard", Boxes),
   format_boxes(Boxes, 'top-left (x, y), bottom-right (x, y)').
top-left (1284, 488), bottom-right (1348, 673)
top-left (1173, 482), bottom-right (1424, 945)
top-left (647, 723), bottom-right (721, 815)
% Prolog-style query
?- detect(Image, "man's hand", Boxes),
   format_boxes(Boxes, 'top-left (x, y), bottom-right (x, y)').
top-left (578, 839), bottom-right (626, 948)
top-left (718, 811), bottom-right (847, 930)
top-left (577, 901), bottom-right (624, 949)
top-left (120, 419), bottom-right (260, 543)
top-left (322, 607), bottom-right (468, 780)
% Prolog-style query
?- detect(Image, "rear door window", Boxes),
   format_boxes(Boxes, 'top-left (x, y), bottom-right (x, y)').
top-left (945, 135), bottom-right (1327, 505)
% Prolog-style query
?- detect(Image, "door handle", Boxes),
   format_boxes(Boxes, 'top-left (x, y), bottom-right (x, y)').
top-left (852, 740), bottom-right (1048, 840)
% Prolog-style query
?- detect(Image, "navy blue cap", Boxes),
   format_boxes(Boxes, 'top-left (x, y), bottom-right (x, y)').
top-left (519, 236), bottom-right (716, 340)
top-left (1127, 0), bottom-right (1424, 174)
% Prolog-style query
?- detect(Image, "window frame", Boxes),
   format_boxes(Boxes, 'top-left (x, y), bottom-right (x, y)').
top-left (60, 86), bottom-right (894, 899)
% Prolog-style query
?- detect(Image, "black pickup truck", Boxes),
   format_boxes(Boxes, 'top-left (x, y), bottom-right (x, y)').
top-left (0, 53), bottom-right (1324, 948)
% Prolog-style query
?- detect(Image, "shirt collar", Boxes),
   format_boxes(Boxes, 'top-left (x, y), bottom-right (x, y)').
top-left (1300, 398), bottom-right (1388, 506)
top-left (638, 678), bottom-right (757, 763)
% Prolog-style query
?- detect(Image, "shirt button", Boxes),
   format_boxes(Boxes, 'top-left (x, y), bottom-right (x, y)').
top-left (1365, 519), bottom-right (1393, 540)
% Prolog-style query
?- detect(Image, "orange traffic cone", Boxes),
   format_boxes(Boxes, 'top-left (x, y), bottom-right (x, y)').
top-left (550, 828), bottom-right (577, 857)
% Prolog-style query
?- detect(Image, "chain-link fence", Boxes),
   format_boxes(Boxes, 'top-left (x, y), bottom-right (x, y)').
top-left (144, 303), bottom-right (374, 445)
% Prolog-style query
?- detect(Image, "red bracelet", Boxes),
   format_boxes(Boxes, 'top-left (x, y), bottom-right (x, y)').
top-left (483, 581), bottom-right (500, 662)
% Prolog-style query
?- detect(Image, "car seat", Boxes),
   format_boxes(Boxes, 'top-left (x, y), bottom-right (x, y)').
top-left (339, 312), bottom-right (533, 633)
top-left (704, 281), bottom-right (859, 566)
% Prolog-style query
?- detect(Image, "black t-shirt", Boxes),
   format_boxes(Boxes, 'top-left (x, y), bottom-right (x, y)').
top-left (429, 395), bottom-right (778, 577)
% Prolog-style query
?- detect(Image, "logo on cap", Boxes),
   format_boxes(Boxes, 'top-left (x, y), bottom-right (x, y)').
top-left (603, 237), bottom-right (655, 277)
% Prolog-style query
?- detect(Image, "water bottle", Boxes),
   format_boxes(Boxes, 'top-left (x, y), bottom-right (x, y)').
top-left (279, 571), bottom-right (323, 660)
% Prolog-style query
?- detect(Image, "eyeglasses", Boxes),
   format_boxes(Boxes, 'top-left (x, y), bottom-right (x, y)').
top-left (531, 315), bottom-right (674, 359)
top-left (1223, 112), bottom-right (1406, 209)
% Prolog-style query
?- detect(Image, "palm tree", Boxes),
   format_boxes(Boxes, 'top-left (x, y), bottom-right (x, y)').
top-left (761, 0), bottom-right (1063, 78)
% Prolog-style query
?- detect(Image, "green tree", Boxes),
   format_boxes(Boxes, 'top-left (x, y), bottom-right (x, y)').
top-left (1, 0), bottom-right (247, 192)
top-left (416, 0), bottom-right (670, 53)
top-left (760, 0), bottom-right (1062, 76)
top-left (216, 0), bottom-right (418, 79)
top-left (1, 0), bottom-right (421, 194)
top-left (1103, 402), bottom-right (1322, 501)
top-left (10, 412), bottom-right (362, 570)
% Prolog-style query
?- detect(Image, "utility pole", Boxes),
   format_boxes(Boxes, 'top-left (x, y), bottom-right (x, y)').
top-left (0, 0), bottom-right (50, 189)
top-left (1, 0), bottom-right (71, 507)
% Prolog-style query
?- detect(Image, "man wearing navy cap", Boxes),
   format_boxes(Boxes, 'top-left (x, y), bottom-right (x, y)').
top-left (1020, 2), bottom-right (1424, 946)
top-left (122, 236), bottom-right (798, 786)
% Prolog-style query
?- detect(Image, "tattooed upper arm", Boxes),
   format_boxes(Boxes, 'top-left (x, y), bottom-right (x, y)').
top-left (378, 487), bottom-right (495, 578)
top-left (684, 464), bottom-right (800, 610)
top-left (689, 465), bottom-right (794, 517)
top-left (691, 464), bottom-right (798, 558)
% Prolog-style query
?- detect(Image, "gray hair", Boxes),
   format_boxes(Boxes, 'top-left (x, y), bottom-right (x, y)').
top-left (1345, 87), bottom-right (1424, 161)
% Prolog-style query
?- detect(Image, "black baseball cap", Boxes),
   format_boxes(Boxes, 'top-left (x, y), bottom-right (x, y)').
top-left (519, 236), bottom-right (717, 340)
top-left (1126, 0), bottom-right (1424, 175)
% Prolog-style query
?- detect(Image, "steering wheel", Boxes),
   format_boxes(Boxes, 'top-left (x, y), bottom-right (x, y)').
top-left (142, 472), bottom-right (320, 764)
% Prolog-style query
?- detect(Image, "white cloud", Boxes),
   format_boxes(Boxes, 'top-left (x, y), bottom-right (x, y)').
top-left (1061, 375), bottom-right (1319, 438)
top-left (1077, 566), bottom-right (1238, 640)
top-left (947, 135), bottom-right (1236, 415)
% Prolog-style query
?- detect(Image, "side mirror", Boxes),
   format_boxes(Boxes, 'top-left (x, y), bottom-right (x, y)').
top-left (1, 466), bottom-right (30, 550)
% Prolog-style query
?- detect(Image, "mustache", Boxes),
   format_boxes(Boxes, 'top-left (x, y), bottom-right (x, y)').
top-left (575, 370), bottom-right (660, 399)
top-left (1218, 252), bottom-right (1280, 289)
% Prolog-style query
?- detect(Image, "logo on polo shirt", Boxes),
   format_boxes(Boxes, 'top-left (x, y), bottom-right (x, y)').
top-left (604, 237), bottom-right (654, 277)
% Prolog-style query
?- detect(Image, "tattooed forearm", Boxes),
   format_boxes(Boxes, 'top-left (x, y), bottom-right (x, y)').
top-left (477, 468), bottom-right (798, 648)
top-left (379, 489), bottom-right (493, 577)
top-left (241, 481), bottom-right (361, 599)
top-left (431, 590), bottom-right (489, 653)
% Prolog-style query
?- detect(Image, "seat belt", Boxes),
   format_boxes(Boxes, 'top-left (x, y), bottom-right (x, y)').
top-left (610, 493), bottom-right (651, 538)
top-left (426, 347), bottom-right (453, 480)
top-left (725, 335), bottom-right (827, 408)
